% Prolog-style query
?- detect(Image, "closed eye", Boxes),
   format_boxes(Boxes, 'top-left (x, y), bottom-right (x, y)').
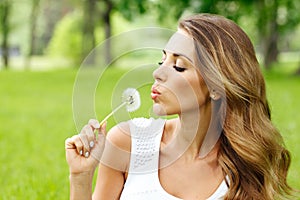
top-left (158, 62), bottom-right (186, 72)
top-left (173, 65), bottom-right (186, 72)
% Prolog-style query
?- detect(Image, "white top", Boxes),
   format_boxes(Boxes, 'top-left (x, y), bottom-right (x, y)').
top-left (120, 118), bottom-right (228, 200)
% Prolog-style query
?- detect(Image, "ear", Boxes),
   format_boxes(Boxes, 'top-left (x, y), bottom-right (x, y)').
top-left (210, 90), bottom-right (221, 100)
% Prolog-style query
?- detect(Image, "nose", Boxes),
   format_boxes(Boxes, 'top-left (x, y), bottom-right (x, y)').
top-left (152, 66), bottom-right (167, 82)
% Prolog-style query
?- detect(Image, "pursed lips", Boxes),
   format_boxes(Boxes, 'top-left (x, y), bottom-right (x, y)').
top-left (151, 86), bottom-right (161, 100)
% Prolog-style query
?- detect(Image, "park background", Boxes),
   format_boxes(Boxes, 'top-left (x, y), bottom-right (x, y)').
top-left (0, 0), bottom-right (299, 199)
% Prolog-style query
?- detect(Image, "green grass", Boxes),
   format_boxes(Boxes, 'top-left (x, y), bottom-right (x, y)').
top-left (264, 71), bottom-right (300, 189)
top-left (0, 70), bottom-right (76, 199)
top-left (0, 64), bottom-right (299, 199)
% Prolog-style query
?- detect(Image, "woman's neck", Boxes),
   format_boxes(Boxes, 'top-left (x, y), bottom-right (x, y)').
top-left (160, 103), bottom-right (221, 166)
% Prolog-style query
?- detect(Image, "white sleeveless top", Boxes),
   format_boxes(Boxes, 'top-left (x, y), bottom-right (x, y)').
top-left (120, 118), bottom-right (228, 200)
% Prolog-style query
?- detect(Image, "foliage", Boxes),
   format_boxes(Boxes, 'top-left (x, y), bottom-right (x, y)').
top-left (3, 0), bottom-right (300, 70)
top-left (147, 0), bottom-right (300, 68)
top-left (115, 0), bottom-right (149, 21)
top-left (45, 10), bottom-right (159, 65)
top-left (46, 12), bottom-right (85, 64)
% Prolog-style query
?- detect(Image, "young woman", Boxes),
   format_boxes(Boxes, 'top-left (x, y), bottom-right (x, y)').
top-left (65, 14), bottom-right (294, 199)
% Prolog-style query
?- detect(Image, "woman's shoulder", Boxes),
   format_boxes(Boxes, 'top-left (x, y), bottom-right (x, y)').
top-left (106, 117), bottom-right (175, 150)
top-left (106, 121), bottom-right (131, 152)
top-left (106, 117), bottom-right (168, 151)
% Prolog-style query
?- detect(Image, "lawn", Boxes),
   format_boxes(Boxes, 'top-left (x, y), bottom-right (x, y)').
top-left (0, 64), bottom-right (299, 199)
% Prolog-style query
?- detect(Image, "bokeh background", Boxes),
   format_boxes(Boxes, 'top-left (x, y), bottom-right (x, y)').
top-left (0, 0), bottom-right (299, 199)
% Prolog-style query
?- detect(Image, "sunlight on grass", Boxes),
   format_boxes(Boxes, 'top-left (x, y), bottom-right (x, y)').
top-left (264, 71), bottom-right (300, 189)
top-left (0, 62), bottom-right (299, 198)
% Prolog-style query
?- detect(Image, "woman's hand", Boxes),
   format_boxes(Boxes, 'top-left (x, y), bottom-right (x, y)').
top-left (65, 119), bottom-right (107, 174)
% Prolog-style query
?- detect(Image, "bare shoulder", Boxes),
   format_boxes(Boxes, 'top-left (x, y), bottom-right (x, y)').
top-left (106, 121), bottom-right (131, 152)
top-left (93, 122), bottom-right (132, 199)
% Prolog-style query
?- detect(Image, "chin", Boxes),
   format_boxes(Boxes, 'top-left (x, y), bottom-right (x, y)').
top-left (152, 103), bottom-right (179, 116)
top-left (152, 104), bottom-right (168, 116)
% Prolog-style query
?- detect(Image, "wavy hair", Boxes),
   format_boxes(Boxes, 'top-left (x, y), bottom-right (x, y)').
top-left (179, 14), bottom-right (294, 199)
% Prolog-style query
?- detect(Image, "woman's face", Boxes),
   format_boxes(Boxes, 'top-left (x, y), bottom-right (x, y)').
top-left (151, 31), bottom-right (210, 116)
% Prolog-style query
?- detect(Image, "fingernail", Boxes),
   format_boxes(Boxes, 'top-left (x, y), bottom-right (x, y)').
top-left (95, 122), bottom-right (100, 129)
top-left (89, 141), bottom-right (94, 148)
top-left (85, 151), bottom-right (89, 158)
top-left (79, 150), bottom-right (83, 155)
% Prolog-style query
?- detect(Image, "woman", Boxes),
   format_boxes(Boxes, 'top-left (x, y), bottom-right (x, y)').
top-left (65, 14), bottom-right (294, 199)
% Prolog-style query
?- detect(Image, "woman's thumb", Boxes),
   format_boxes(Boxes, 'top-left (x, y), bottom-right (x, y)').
top-left (99, 121), bottom-right (107, 136)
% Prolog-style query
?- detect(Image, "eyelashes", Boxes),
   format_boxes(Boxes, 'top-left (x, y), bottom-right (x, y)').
top-left (157, 62), bottom-right (186, 72)
top-left (173, 66), bottom-right (186, 72)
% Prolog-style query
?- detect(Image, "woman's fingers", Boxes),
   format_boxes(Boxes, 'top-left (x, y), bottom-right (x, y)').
top-left (66, 119), bottom-right (106, 159)
top-left (91, 121), bottom-right (107, 161)
top-left (65, 135), bottom-right (84, 155)
top-left (65, 137), bottom-right (75, 150)
top-left (78, 126), bottom-right (93, 157)
top-left (84, 124), bottom-right (96, 148)
top-left (88, 119), bottom-right (100, 131)
top-left (99, 121), bottom-right (107, 136)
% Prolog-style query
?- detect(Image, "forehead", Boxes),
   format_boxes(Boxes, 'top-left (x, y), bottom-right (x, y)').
top-left (164, 32), bottom-right (195, 63)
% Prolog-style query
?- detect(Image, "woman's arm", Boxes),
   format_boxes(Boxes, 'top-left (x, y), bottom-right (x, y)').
top-left (92, 164), bottom-right (125, 199)
top-left (70, 171), bottom-right (94, 200)
top-left (66, 120), bottom-right (131, 200)
top-left (92, 122), bottom-right (131, 200)
top-left (65, 119), bottom-right (106, 200)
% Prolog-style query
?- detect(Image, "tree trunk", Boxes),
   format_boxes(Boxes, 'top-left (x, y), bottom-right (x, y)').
top-left (256, 0), bottom-right (279, 70)
top-left (295, 68), bottom-right (300, 76)
top-left (0, 1), bottom-right (11, 69)
top-left (263, 0), bottom-right (279, 70)
top-left (295, 56), bottom-right (300, 76)
top-left (82, 0), bottom-right (97, 65)
top-left (103, 0), bottom-right (113, 65)
top-left (25, 0), bottom-right (40, 70)
top-left (264, 21), bottom-right (279, 70)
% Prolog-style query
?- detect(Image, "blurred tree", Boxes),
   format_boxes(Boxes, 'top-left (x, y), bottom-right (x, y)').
top-left (82, 0), bottom-right (97, 64)
top-left (0, 0), bottom-right (11, 69)
top-left (81, 0), bottom-right (150, 65)
top-left (24, 0), bottom-right (41, 70)
top-left (101, 0), bottom-right (113, 65)
top-left (248, 0), bottom-right (299, 69)
top-left (116, 0), bottom-right (148, 20)
top-left (47, 0), bottom-right (299, 69)
top-left (296, 62), bottom-right (300, 75)
top-left (48, 0), bottom-right (154, 65)
top-left (152, 0), bottom-right (300, 69)
top-left (40, 0), bottom-right (72, 54)
top-left (28, 0), bottom-right (40, 56)
top-left (195, 0), bottom-right (300, 69)
top-left (99, 0), bottom-right (152, 64)
top-left (29, 0), bottom-right (40, 56)
top-left (46, 12), bottom-right (83, 64)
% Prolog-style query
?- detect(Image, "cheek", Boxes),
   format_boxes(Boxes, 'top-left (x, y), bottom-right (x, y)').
top-left (153, 68), bottom-right (209, 115)
top-left (179, 72), bottom-right (209, 108)
top-left (191, 74), bottom-right (209, 105)
top-left (171, 72), bottom-right (207, 110)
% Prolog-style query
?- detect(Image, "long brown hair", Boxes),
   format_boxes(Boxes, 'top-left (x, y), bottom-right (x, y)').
top-left (179, 14), bottom-right (294, 199)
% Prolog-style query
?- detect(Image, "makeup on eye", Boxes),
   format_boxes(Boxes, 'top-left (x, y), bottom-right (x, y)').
top-left (162, 49), bottom-right (193, 63)
top-left (173, 65), bottom-right (186, 72)
top-left (157, 61), bottom-right (186, 72)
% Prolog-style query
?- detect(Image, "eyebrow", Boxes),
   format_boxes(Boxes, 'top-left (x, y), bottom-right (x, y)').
top-left (162, 50), bottom-right (193, 63)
